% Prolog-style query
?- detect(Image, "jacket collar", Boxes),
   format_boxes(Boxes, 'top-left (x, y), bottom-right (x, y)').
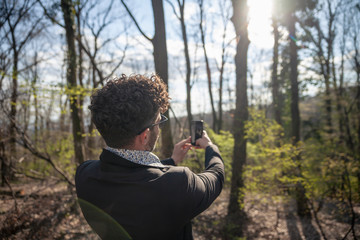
top-left (105, 147), bottom-right (165, 167)
top-left (99, 149), bottom-right (166, 169)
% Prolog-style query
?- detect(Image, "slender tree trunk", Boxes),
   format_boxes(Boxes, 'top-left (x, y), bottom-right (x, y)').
top-left (272, 15), bottom-right (281, 126)
top-left (177, 0), bottom-right (192, 129)
top-left (31, 55), bottom-right (39, 145)
top-left (218, 55), bottom-right (225, 133)
top-left (61, 0), bottom-right (85, 164)
top-left (87, 66), bottom-right (97, 159)
top-left (324, 60), bottom-right (332, 135)
top-left (227, 0), bottom-right (249, 237)
top-left (357, 76), bottom-right (360, 193)
top-left (355, 47), bottom-right (360, 193)
top-left (313, 23), bottom-right (332, 136)
top-left (289, 21), bottom-right (300, 143)
top-left (333, 36), bottom-right (349, 147)
top-left (325, 2), bottom-right (336, 136)
top-left (151, 0), bottom-right (173, 157)
top-left (8, 49), bottom-right (18, 180)
top-left (288, 13), bottom-right (310, 218)
top-left (76, 6), bottom-right (86, 160)
top-left (216, 0), bottom-right (230, 133)
top-left (0, 131), bottom-right (6, 186)
top-left (8, 1), bottom-right (20, 175)
top-left (199, 0), bottom-right (217, 131)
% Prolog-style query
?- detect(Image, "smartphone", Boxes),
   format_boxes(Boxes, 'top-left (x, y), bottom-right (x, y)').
top-left (191, 120), bottom-right (203, 146)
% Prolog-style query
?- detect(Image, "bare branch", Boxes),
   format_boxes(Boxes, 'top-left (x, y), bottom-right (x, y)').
top-left (76, 35), bottom-right (105, 84)
top-left (165, 0), bottom-right (180, 20)
top-left (37, 0), bottom-right (65, 28)
top-left (104, 43), bottom-right (128, 81)
top-left (120, 0), bottom-right (152, 42)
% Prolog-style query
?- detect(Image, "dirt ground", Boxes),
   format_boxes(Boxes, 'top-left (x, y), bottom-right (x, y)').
top-left (0, 179), bottom-right (359, 239)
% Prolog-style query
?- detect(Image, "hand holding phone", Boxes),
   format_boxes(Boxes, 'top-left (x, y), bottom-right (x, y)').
top-left (191, 120), bottom-right (203, 146)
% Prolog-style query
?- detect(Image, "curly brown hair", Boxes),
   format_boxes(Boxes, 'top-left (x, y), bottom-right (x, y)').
top-left (89, 74), bottom-right (170, 148)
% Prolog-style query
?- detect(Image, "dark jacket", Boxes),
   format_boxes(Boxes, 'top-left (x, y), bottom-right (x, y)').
top-left (75, 144), bottom-right (224, 240)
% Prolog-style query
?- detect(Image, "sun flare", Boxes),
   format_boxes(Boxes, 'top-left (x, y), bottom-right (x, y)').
top-left (248, 0), bottom-right (274, 49)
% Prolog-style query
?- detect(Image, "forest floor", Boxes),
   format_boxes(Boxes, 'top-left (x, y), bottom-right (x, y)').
top-left (0, 178), bottom-right (359, 240)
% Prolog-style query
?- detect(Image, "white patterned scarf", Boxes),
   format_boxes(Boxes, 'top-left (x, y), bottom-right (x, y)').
top-left (105, 147), bottom-right (165, 167)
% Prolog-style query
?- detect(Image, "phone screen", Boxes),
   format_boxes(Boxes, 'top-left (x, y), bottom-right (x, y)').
top-left (191, 120), bottom-right (203, 145)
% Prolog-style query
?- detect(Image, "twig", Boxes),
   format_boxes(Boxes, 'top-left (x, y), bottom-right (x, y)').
top-left (169, 106), bottom-right (186, 139)
top-left (4, 176), bottom-right (18, 213)
top-left (309, 199), bottom-right (327, 240)
top-left (341, 157), bottom-right (358, 240)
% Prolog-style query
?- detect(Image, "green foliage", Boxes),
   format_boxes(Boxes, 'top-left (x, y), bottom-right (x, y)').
top-left (244, 108), bottom-right (359, 210)
top-left (207, 128), bottom-right (234, 185)
top-left (47, 132), bottom-right (76, 177)
top-left (21, 131), bottom-right (76, 179)
top-left (181, 145), bottom-right (206, 174)
top-left (245, 109), bottom-right (300, 201)
top-left (302, 138), bottom-right (360, 203)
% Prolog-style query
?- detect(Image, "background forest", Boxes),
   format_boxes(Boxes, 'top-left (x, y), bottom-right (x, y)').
top-left (0, 0), bottom-right (359, 239)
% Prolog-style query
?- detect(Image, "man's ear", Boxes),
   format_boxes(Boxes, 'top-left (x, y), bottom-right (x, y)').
top-left (139, 128), bottom-right (150, 146)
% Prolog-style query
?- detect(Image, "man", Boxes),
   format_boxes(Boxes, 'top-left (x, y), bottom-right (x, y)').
top-left (75, 74), bottom-right (224, 240)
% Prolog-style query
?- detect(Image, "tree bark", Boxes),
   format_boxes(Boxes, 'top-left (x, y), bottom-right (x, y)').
top-left (227, 0), bottom-right (249, 237)
top-left (218, 52), bottom-right (225, 133)
top-left (353, 33), bottom-right (360, 195)
top-left (9, 49), bottom-right (18, 178)
top-left (76, 3), bottom-right (86, 160)
top-left (272, 15), bottom-right (281, 126)
top-left (151, 0), bottom-right (173, 157)
top-left (177, 0), bottom-right (193, 130)
top-left (61, 0), bottom-right (86, 164)
top-left (288, 12), bottom-right (310, 218)
top-left (0, 129), bottom-right (7, 186)
top-left (288, 17), bottom-right (300, 144)
top-left (199, 0), bottom-right (217, 131)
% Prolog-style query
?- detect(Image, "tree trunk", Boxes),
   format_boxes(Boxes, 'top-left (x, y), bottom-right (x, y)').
top-left (9, 50), bottom-right (18, 178)
top-left (324, 60), bottom-right (332, 135)
top-left (178, 0), bottom-right (193, 130)
top-left (218, 54), bottom-right (225, 133)
top-left (354, 42), bottom-right (360, 194)
top-left (324, 4), bottom-right (335, 136)
top-left (61, 0), bottom-right (85, 164)
top-left (217, 0), bottom-right (230, 133)
top-left (76, 6), bottom-right (86, 160)
top-left (31, 54), bottom-right (39, 145)
top-left (199, 0), bottom-right (217, 131)
top-left (289, 19), bottom-right (300, 144)
top-left (87, 66), bottom-right (97, 159)
top-left (357, 76), bottom-right (360, 193)
top-left (0, 130), bottom-right (7, 186)
top-left (288, 12), bottom-right (310, 218)
top-left (151, 0), bottom-right (173, 158)
top-left (272, 15), bottom-right (281, 126)
top-left (227, 0), bottom-right (249, 237)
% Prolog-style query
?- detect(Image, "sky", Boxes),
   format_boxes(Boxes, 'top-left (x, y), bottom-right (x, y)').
top-left (117, 0), bottom-right (277, 117)
top-left (30, 0), bottom-right (277, 119)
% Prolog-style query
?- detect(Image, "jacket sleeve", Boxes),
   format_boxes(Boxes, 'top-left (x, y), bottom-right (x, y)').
top-left (181, 144), bottom-right (225, 219)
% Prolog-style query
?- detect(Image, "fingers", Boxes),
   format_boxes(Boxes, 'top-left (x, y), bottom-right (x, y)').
top-left (176, 136), bottom-right (191, 146)
top-left (181, 143), bottom-right (192, 151)
top-left (195, 130), bottom-right (212, 149)
top-left (172, 137), bottom-right (192, 165)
